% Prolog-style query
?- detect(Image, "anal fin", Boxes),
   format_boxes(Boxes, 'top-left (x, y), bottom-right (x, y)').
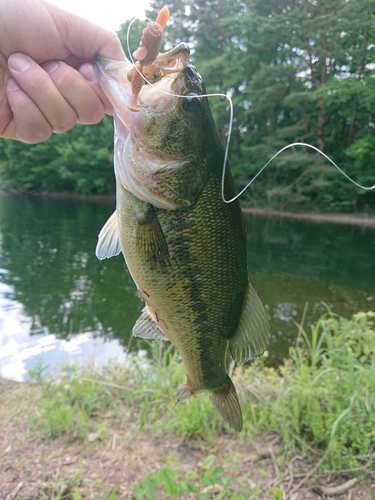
top-left (229, 279), bottom-right (270, 364)
top-left (175, 377), bottom-right (194, 406)
top-left (132, 307), bottom-right (169, 341)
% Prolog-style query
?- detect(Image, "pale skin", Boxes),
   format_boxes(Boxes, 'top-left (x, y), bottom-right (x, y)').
top-left (0, 0), bottom-right (126, 143)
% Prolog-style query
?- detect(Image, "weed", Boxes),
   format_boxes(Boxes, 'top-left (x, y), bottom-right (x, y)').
top-left (28, 360), bottom-right (49, 383)
top-left (132, 454), bottom-right (259, 499)
top-left (39, 467), bottom-right (82, 500)
top-left (29, 364), bottom-right (115, 439)
top-left (240, 309), bottom-right (375, 469)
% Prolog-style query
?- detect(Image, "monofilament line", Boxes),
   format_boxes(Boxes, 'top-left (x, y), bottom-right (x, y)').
top-left (222, 143), bottom-right (375, 204)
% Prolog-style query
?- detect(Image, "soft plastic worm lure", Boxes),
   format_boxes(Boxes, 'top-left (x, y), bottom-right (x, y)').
top-left (128, 6), bottom-right (170, 112)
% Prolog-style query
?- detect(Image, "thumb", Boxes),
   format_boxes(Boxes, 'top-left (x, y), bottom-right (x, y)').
top-left (45, 2), bottom-right (126, 62)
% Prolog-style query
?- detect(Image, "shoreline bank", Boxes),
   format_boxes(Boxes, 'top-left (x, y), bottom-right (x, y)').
top-left (242, 206), bottom-right (375, 226)
top-left (2, 187), bottom-right (375, 226)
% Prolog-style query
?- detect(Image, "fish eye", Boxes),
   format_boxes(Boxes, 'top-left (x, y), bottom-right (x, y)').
top-left (181, 93), bottom-right (202, 114)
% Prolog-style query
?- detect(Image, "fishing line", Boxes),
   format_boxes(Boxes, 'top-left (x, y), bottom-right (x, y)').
top-left (126, 19), bottom-right (374, 204)
top-left (222, 142), bottom-right (375, 204)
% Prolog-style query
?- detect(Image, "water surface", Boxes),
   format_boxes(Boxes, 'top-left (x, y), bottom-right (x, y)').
top-left (0, 192), bottom-right (374, 380)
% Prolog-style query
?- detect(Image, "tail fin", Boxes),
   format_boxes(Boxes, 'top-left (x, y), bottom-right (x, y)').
top-left (210, 378), bottom-right (243, 432)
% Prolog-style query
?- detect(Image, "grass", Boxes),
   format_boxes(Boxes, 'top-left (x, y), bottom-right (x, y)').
top-left (29, 341), bottom-right (222, 443)
top-left (37, 468), bottom-right (83, 500)
top-left (238, 309), bottom-right (375, 469)
top-left (132, 454), bottom-right (262, 500)
top-left (26, 309), bottom-right (375, 496)
top-left (22, 465), bottom-right (121, 500)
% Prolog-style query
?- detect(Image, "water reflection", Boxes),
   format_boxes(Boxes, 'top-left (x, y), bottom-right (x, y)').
top-left (0, 192), bottom-right (374, 379)
top-left (245, 214), bottom-right (375, 364)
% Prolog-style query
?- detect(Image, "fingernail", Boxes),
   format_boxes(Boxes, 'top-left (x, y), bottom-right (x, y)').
top-left (8, 53), bottom-right (31, 73)
top-left (7, 78), bottom-right (20, 91)
top-left (80, 63), bottom-right (97, 83)
top-left (42, 61), bottom-right (59, 74)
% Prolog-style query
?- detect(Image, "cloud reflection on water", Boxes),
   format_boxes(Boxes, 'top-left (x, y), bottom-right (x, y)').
top-left (0, 282), bottom-right (127, 382)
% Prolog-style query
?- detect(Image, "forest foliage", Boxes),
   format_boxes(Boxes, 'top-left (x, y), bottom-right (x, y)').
top-left (0, 0), bottom-right (374, 212)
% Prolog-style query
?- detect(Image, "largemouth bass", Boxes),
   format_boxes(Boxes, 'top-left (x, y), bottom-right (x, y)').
top-left (94, 42), bottom-right (270, 432)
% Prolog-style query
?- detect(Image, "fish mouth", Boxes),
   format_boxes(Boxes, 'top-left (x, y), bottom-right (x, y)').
top-left (94, 44), bottom-right (197, 114)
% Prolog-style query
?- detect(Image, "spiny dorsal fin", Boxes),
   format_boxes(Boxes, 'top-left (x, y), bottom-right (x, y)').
top-left (96, 210), bottom-right (122, 260)
top-left (132, 307), bottom-right (169, 341)
top-left (229, 279), bottom-right (270, 364)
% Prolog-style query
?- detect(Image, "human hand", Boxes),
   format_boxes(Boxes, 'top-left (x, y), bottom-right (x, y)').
top-left (0, 0), bottom-right (125, 143)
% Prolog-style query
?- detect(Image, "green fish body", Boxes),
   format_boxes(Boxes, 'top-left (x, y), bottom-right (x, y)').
top-left (95, 46), bottom-right (270, 431)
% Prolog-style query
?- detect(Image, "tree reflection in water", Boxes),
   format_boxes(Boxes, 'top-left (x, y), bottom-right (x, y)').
top-left (0, 192), bottom-right (140, 346)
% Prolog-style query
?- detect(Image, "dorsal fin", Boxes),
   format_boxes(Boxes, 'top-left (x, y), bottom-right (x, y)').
top-left (229, 279), bottom-right (270, 363)
top-left (95, 211), bottom-right (122, 260)
top-left (132, 307), bottom-right (169, 341)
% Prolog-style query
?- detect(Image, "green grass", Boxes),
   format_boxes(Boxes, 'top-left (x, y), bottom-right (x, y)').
top-left (29, 363), bottom-right (114, 440)
top-left (35, 466), bottom-right (83, 500)
top-left (27, 462), bottom-right (121, 500)
top-left (238, 309), bottom-right (375, 469)
top-left (28, 309), bottom-right (375, 475)
top-left (132, 454), bottom-right (262, 500)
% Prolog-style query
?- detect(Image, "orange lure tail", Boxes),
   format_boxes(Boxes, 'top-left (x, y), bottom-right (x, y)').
top-left (128, 6), bottom-right (170, 112)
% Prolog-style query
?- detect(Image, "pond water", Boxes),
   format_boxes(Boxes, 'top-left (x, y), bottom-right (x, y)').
top-left (0, 191), bottom-right (374, 381)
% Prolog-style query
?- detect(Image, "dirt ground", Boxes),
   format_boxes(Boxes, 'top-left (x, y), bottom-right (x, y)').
top-left (1, 377), bottom-right (374, 500)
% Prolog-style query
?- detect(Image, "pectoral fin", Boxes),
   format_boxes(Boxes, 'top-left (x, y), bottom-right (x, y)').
top-left (229, 279), bottom-right (270, 363)
top-left (95, 211), bottom-right (122, 260)
top-left (132, 307), bottom-right (169, 341)
top-left (134, 202), bottom-right (170, 270)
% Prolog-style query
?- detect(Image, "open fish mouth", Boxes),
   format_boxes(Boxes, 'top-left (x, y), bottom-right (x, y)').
top-left (94, 43), bottom-right (191, 114)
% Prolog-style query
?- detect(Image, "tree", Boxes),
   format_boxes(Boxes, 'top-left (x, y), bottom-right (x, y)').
top-left (0, 116), bottom-right (115, 194)
top-left (1, 0), bottom-right (374, 212)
